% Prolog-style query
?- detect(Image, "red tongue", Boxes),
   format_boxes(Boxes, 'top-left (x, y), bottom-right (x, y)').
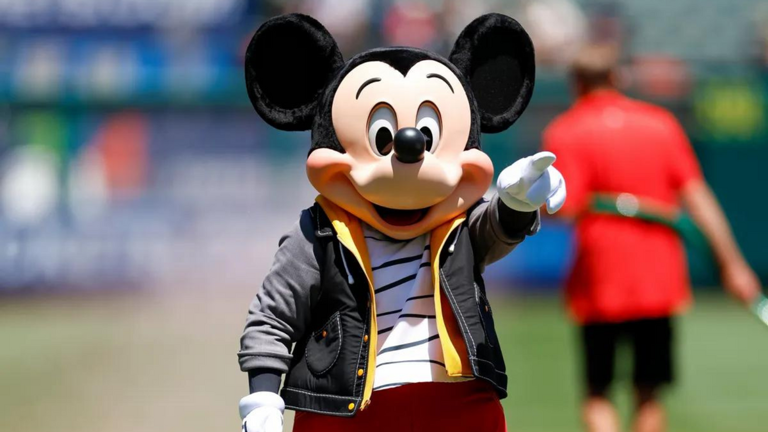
top-left (374, 205), bottom-right (427, 226)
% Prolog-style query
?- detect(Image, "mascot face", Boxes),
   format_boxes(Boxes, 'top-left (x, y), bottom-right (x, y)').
top-left (245, 13), bottom-right (535, 239)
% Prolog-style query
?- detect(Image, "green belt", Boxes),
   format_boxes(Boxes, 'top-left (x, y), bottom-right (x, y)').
top-left (590, 194), bottom-right (709, 255)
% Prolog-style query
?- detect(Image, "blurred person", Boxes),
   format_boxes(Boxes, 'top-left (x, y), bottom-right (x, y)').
top-left (542, 44), bottom-right (762, 432)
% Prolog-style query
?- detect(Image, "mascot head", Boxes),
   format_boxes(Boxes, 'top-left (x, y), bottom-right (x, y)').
top-left (245, 13), bottom-right (535, 239)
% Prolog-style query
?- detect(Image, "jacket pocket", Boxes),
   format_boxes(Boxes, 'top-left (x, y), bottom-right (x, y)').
top-left (475, 283), bottom-right (498, 348)
top-left (305, 311), bottom-right (343, 376)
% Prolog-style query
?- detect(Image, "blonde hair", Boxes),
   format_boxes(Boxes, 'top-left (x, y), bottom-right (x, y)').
top-left (570, 44), bottom-right (619, 91)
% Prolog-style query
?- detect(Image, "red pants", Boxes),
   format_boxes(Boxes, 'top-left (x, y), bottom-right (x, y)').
top-left (293, 380), bottom-right (506, 432)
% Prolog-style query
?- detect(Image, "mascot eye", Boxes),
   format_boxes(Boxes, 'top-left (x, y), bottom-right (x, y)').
top-left (368, 105), bottom-right (397, 156)
top-left (416, 104), bottom-right (441, 152)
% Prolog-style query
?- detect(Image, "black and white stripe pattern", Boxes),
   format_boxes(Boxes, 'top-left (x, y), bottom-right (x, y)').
top-left (364, 224), bottom-right (467, 392)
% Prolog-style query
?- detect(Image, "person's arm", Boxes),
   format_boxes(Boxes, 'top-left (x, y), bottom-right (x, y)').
top-left (467, 194), bottom-right (540, 269)
top-left (238, 209), bottom-right (319, 377)
top-left (248, 369), bottom-right (282, 394)
top-left (238, 209), bottom-right (321, 431)
top-left (681, 180), bottom-right (761, 304)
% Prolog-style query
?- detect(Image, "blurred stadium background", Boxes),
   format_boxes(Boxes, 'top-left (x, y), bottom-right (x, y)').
top-left (1, 0), bottom-right (767, 431)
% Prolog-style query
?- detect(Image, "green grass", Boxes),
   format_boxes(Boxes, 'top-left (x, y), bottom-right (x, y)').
top-left (0, 292), bottom-right (766, 431)
top-left (496, 295), bottom-right (768, 432)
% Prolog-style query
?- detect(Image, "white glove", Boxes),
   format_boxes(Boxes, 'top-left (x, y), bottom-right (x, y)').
top-left (240, 392), bottom-right (285, 432)
top-left (497, 151), bottom-right (566, 214)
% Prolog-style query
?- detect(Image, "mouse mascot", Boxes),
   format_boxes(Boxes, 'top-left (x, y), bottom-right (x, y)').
top-left (237, 13), bottom-right (566, 432)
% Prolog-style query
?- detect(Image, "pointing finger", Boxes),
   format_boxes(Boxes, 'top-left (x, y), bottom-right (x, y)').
top-left (529, 151), bottom-right (556, 175)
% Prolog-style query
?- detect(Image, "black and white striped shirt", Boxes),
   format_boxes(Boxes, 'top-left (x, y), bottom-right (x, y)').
top-left (364, 224), bottom-right (468, 392)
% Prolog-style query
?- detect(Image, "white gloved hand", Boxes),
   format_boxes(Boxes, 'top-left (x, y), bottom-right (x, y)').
top-left (497, 151), bottom-right (566, 214)
top-left (240, 392), bottom-right (285, 432)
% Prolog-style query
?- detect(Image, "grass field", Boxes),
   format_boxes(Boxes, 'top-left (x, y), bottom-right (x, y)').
top-left (1, 290), bottom-right (766, 432)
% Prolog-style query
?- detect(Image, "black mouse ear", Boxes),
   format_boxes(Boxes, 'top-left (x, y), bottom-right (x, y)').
top-left (245, 14), bottom-right (344, 131)
top-left (449, 14), bottom-right (535, 134)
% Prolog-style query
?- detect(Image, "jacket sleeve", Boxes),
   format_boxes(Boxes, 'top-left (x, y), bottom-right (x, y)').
top-left (238, 209), bottom-right (321, 373)
top-left (467, 193), bottom-right (540, 269)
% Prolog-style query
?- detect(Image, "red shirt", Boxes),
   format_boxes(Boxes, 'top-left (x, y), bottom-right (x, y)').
top-left (543, 91), bottom-right (703, 324)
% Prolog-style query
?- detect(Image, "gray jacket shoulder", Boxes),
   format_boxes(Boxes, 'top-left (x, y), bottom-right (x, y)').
top-left (238, 207), bottom-right (322, 373)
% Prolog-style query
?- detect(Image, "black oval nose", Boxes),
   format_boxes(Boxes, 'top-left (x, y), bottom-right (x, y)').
top-left (393, 127), bottom-right (426, 164)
